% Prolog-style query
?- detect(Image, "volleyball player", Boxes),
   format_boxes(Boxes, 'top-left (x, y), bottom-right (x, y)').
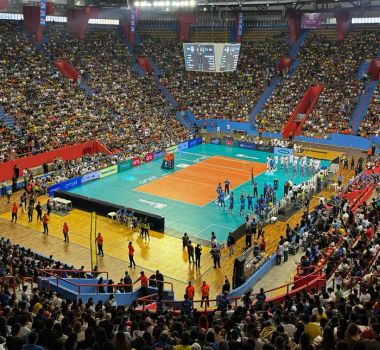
top-left (218, 190), bottom-right (226, 209)
top-left (240, 193), bottom-right (245, 216)
top-left (229, 192), bottom-right (234, 212)
top-left (247, 194), bottom-right (253, 212)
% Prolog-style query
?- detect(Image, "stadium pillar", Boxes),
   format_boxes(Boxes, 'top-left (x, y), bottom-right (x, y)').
top-left (287, 12), bottom-right (301, 44)
top-left (335, 10), bottom-right (350, 41)
top-left (67, 7), bottom-right (98, 41)
top-left (176, 12), bottom-right (196, 42)
top-left (22, 5), bottom-right (44, 44)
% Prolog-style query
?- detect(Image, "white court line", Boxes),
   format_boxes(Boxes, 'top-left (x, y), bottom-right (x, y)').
top-left (196, 223), bottom-right (235, 236)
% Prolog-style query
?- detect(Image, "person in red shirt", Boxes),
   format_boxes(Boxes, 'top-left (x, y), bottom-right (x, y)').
top-left (366, 226), bottom-right (374, 240)
top-left (42, 213), bottom-right (49, 235)
top-left (185, 281), bottom-right (195, 301)
top-left (135, 271), bottom-right (148, 296)
top-left (11, 202), bottom-right (18, 223)
top-left (95, 233), bottom-right (104, 257)
top-left (200, 281), bottom-right (210, 307)
top-left (128, 241), bottom-right (136, 268)
top-left (63, 222), bottom-right (69, 243)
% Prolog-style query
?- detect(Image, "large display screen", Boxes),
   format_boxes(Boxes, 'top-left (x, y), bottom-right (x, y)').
top-left (183, 43), bottom-right (241, 73)
top-left (183, 43), bottom-right (216, 72)
top-left (220, 44), bottom-right (241, 72)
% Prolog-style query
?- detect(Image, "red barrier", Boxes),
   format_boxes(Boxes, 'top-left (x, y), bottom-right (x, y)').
top-left (53, 59), bottom-right (79, 82)
top-left (0, 141), bottom-right (110, 181)
top-left (282, 85), bottom-right (323, 139)
top-left (176, 12), bottom-right (196, 42)
top-left (277, 56), bottom-right (292, 73)
top-left (369, 58), bottom-right (380, 81)
top-left (137, 56), bottom-right (154, 74)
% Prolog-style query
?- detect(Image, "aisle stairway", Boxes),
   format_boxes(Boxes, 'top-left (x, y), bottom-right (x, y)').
top-left (0, 106), bottom-right (21, 136)
top-left (248, 30), bottom-right (309, 124)
top-left (350, 80), bottom-right (379, 133)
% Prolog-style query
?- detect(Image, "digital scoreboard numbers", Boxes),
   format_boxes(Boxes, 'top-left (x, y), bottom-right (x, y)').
top-left (183, 43), bottom-right (216, 72)
top-left (183, 43), bottom-right (241, 73)
top-left (220, 44), bottom-right (241, 72)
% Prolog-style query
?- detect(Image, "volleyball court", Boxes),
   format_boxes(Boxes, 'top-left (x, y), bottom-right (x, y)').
top-left (135, 151), bottom-right (267, 206)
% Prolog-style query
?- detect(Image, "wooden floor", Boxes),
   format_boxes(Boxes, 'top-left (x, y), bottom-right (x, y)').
top-left (0, 168), bottom-right (353, 300)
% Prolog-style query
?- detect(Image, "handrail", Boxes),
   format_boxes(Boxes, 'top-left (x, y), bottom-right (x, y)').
top-left (39, 268), bottom-right (109, 280)
top-left (40, 270), bottom-right (173, 295)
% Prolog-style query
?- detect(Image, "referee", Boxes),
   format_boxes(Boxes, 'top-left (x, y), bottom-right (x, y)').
top-left (224, 179), bottom-right (230, 194)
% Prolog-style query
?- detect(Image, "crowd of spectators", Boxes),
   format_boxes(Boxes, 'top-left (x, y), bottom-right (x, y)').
top-left (136, 31), bottom-right (290, 121)
top-left (358, 84), bottom-right (380, 138)
top-left (0, 21), bottom-right (187, 162)
top-left (255, 27), bottom-right (380, 137)
top-left (0, 159), bottom-right (379, 350)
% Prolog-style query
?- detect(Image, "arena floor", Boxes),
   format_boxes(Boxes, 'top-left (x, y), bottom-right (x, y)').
top-left (67, 143), bottom-right (330, 242)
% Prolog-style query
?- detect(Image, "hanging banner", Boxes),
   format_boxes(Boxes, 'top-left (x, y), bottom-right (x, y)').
top-left (237, 12), bottom-right (243, 36)
top-left (130, 10), bottom-right (135, 32)
top-left (40, 0), bottom-right (47, 26)
top-left (301, 13), bottom-right (322, 29)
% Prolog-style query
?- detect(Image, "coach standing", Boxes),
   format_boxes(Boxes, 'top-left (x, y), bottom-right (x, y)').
top-left (96, 233), bottom-right (104, 256)
top-left (11, 202), bottom-right (18, 223)
top-left (128, 241), bottom-right (136, 267)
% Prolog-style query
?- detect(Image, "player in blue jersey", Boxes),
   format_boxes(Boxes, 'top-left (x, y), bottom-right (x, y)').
top-left (229, 192), bottom-right (234, 212)
top-left (240, 193), bottom-right (245, 216)
top-left (218, 190), bottom-right (226, 209)
top-left (247, 194), bottom-right (253, 212)
top-left (216, 182), bottom-right (222, 195)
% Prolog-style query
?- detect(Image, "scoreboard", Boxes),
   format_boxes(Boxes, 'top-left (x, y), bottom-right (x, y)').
top-left (183, 43), bottom-right (241, 73)
top-left (183, 43), bottom-right (216, 72)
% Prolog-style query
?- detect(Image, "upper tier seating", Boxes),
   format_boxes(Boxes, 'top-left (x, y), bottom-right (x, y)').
top-left (255, 27), bottom-right (380, 137)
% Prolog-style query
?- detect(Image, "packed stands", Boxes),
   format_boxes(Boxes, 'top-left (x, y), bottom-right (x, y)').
top-left (137, 30), bottom-right (290, 121)
top-left (0, 21), bottom-right (187, 162)
top-left (255, 27), bottom-right (380, 137)
top-left (0, 161), bottom-right (379, 349)
top-left (359, 83), bottom-right (380, 137)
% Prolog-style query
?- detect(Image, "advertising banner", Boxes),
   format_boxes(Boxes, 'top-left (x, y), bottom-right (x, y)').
top-left (132, 157), bottom-right (141, 167)
top-left (256, 144), bottom-right (274, 153)
top-left (223, 138), bottom-right (235, 146)
top-left (81, 170), bottom-right (100, 184)
top-left (237, 12), bottom-right (243, 36)
top-left (210, 137), bottom-right (222, 145)
top-left (154, 150), bottom-right (165, 159)
top-left (40, 0), bottom-right (47, 26)
top-left (99, 165), bottom-right (117, 178)
top-left (237, 141), bottom-right (257, 150)
top-left (301, 13), bottom-right (322, 29)
top-left (145, 153), bottom-right (154, 162)
top-left (48, 176), bottom-right (81, 196)
top-left (177, 141), bottom-right (189, 151)
top-left (274, 147), bottom-right (294, 156)
top-left (166, 145), bottom-right (178, 154)
top-left (188, 137), bottom-right (202, 148)
top-left (117, 159), bottom-right (132, 172)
